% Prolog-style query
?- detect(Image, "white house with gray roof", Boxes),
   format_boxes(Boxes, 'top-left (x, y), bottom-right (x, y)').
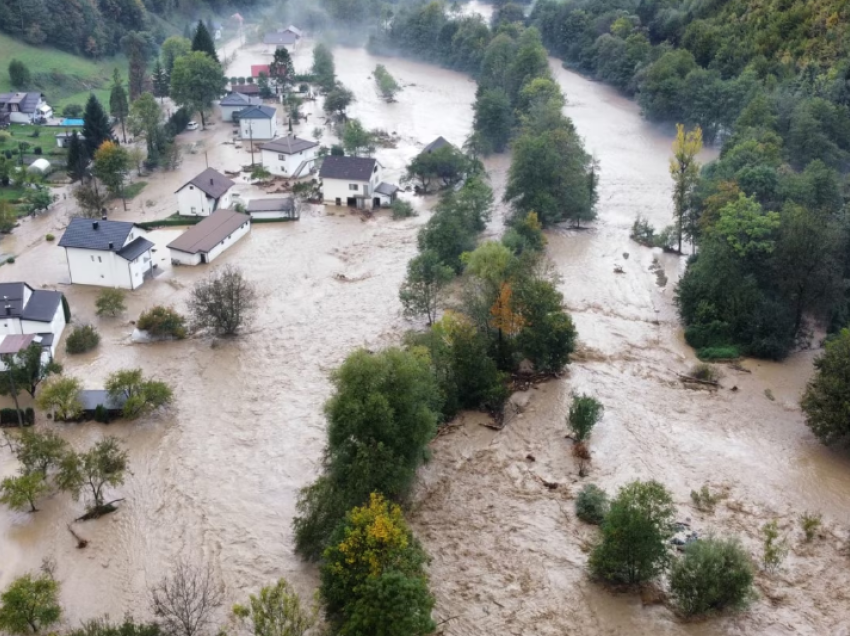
top-left (0, 92), bottom-right (52, 124)
top-left (238, 105), bottom-right (277, 141)
top-left (0, 282), bottom-right (66, 358)
top-left (175, 168), bottom-right (235, 217)
top-left (219, 92), bottom-right (264, 122)
top-left (260, 135), bottom-right (318, 177)
top-left (58, 218), bottom-right (154, 289)
top-left (319, 156), bottom-right (397, 208)
top-left (263, 25), bottom-right (302, 50)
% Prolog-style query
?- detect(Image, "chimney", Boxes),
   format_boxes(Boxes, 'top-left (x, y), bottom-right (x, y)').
top-left (101, 214), bottom-right (108, 221)
top-left (210, 178), bottom-right (214, 185)
top-left (4, 305), bottom-right (10, 316)
top-left (93, 221), bottom-right (99, 230)
top-left (108, 242), bottom-right (114, 250)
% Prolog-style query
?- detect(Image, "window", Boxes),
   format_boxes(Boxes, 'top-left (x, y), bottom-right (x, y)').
top-left (278, 154), bottom-right (285, 160)
top-left (349, 184), bottom-right (359, 191)
top-left (91, 255), bottom-right (95, 262)
top-left (97, 256), bottom-right (102, 263)
top-left (191, 206), bottom-right (197, 213)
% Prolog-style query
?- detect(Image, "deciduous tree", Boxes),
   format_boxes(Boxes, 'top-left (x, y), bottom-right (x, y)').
top-left (150, 562), bottom-right (223, 636)
top-left (8, 60), bottom-right (31, 89)
top-left (57, 437), bottom-right (128, 512)
top-left (0, 473), bottom-right (49, 512)
top-left (170, 52), bottom-right (226, 129)
top-left (399, 250), bottom-right (454, 324)
top-left (188, 265), bottom-right (257, 336)
top-left (35, 375), bottom-right (83, 421)
top-left (93, 141), bottom-right (130, 208)
top-left (109, 69), bottom-right (129, 143)
top-left (0, 572), bottom-right (61, 634)
top-left (105, 368), bottom-right (173, 420)
top-left (669, 123), bottom-right (703, 252)
top-left (802, 329), bottom-right (850, 444)
top-left (232, 578), bottom-right (316, 636)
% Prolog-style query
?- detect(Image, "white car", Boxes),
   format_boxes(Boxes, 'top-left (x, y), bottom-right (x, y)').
top-left (186, 121), bottom-right (199, 131)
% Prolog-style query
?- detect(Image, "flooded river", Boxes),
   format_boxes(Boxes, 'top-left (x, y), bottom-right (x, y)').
top-left (1, 22), bottom-right (848, 636)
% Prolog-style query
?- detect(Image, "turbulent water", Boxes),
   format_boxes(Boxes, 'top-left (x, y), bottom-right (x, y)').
top-left (1, 21), bottom-right (849, 636)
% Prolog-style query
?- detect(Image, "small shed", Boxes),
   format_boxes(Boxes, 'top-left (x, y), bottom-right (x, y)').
top-left (168, 209), bottom-right (251, 266)
top-left (246, 197), bottom-right (298, 220)
top-left (78, 389), bottom-right (127, 421)
top-left (55, 131), bottom-right (85, 148)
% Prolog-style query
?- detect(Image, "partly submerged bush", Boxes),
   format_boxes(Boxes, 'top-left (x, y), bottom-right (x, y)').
top-left (575, 484), bottom-right (609, 525)
top-left (65, 324), bottom-right (100, 354)
top-left (137, 306), bottom-right (187, 339)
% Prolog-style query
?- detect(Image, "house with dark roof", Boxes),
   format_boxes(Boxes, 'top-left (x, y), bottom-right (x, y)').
top-left (246, 197), bottom-right (297, 220)
top-left (231, 83), bottom-right (260, 96)
top-left (260, 135), bottom-right (318, 177)
top-left (238, 105), bottom-right (277, 141)
top-left (219, 92), bottom-right (263, 122)
top-left (319, 156), bottom-right (397, 208)
top-left (175, 167), bottom-right (236, 217)
top-left (263, 25), bottom-right (302, 49)
top-left (168, 210), bottom-right (251, 266)
top-left (422, 136), bottom-right (454, 154)
top-left (77, 390), bottom-right (127, 421)
top-left (0, 282), bottom-right (66, 359)
top-left (58, 218), bottom-right (154, 289)
top-left (0, 92), bottom-right (52, 124)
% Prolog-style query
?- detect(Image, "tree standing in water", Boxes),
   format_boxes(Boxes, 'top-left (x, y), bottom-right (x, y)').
top-left (669, 124), bottom-right (702, 253)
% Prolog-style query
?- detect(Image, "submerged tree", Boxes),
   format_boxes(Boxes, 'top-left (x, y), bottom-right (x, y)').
top-left (373, 65), bottom-right (401, 101)
top-left (188, 265), bottom-right (257, 336)
top-left (399, 250), bottom-right (454, 324)
top-left (232, 578), bottom-right (316, 636)
top-left (669, 124), bottom-right (703, 252)
top-left (150, 562), bottom-right (223, 636)
top-left (802, 329), bottom-right (850, 444)
top-left (170, 52), bottom-right (226, 129)
top-left (57, 437), bottom-right (129, 512)
top-left (0, 572), bottom-right (61, 635)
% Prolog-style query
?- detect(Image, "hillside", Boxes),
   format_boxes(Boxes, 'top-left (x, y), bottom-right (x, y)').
top-left (0, 34), bottom-right (127, 110)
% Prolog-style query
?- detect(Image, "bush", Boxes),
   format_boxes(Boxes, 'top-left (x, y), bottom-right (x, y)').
top-left (95, 288), bottom-right (126, 317)
top-left (697, 346), bottom-right (739, 360)
top-left (0, 408), bottom-right (34, 426)
top-left (65, 324), bottom-right (100, 354)
top-left (137, 306), bottom-right (187, 339)
top-left (62, 104), bottom-right (83, 118)
top-left (799, 512), bottom-right (821, 542)
top-left (589, 480), bottom-right (675, 585)
top-left (567, 394), bottom-right (604, 442)
top-left (45, 234), bottom-right (54, 241)
top-left (391, 199), bottom-right (416, 219)
top-left (575, 484), bottom-right (609, 524)
top-left (761, 519), bottom-right (787, 571)
top-left (670, 536), bottom-right (755, 617)
top-left (33, 147), bottom-right (42, 156)
top-left (6, 257), bottom-right (14, 264)
top-left (690, 484), bottom-right (720, 511)
top-left (688, 363), bottom-right (720, 382)
top-left (93, 404), bottom-right (110, 424)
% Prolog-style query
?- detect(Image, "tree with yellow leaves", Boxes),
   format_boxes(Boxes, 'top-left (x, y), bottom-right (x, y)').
top-left (669, 123), bottom-right (703, 253)
top-left (490, 281), bottom-right (525, 338)
top-left (320, 493), bottom-right (435, 636)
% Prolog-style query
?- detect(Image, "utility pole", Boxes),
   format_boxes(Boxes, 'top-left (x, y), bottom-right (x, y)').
top-left (249, 121), bottom-right (254, 166)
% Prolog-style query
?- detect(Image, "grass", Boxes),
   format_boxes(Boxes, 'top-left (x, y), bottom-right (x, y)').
top-left (123, 181), bottom-right (148, 200)
top-left (0, 33), bottom-right (127, 109)
top-left (697, 345), bottom-right (740, 361)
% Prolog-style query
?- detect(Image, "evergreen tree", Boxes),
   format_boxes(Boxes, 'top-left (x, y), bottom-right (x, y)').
top-left (122, 32), bottom-right (150, 101)
top-left (109, 69), bottom-right (129, 143)
top-left (152, 60), bottom-right (169, 100)
top-left (192, 21), bottom-right (219, 64)
top-left (66, 132), bottom-right (88, 182)
top-left (82, 94), bottom-right (113, 158)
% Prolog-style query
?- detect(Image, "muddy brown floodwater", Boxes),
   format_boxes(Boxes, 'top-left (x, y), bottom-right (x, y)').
top-left (1, 26), bottom-right (849, 636)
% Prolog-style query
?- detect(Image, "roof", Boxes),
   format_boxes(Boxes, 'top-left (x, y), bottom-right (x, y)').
top-left (58, 218), bottom-right (138, 251)
top-left (220, 93), bottom-right (263, 107)
top-left (251, 65), bottom-right (270, 78)
top-left (176, 167), bottom-right (235, 199)
top-left (78, 390), bottom-right (127, 412)
top-left (285, 25), bottom-right (303, 36)
top-left (28, 158), bottom-right (50, 172)
top-left (232, 84), bottom-right (260, 95)
top-left (422, 136), bottom-right (453, 154)
top-left (23, 290), bottom-right (62, 322)
top-left (117, 237), bottom-right (154, 261)
top-left (261, 135), bottom-right (317, 154)
top-left (246, 198), bottom-right (294, 212)
top-left (264, 31), bottom-right (298, 46)
top-left (239, 105), bottom-right (276, 119)
top-left (0, 92), bottom-right (42, 114)
top-left (375, 182), bottom-right (399, 196)
top-left (0, 334), bottom-right (35, 355)
top-left (319, 156), bottom-right (378, 181)
top-left (167, 210), bottom-right (250, 254)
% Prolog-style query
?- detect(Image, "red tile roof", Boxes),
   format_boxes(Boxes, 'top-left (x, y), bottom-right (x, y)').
top-left (251, 65), bottom-right (270, 78)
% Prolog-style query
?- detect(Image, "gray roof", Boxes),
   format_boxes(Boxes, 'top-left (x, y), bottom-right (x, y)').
top-left (78, 390), bottom-right (127, 412)
top-left (319, 156), bottom-right (378, 181)
top-left (0, 283), bottom-right (62, 323)
top-left (58, 218), bottom-right (138, 251)
top-left (261, 135), bottom-right (317, 155)
top-left (375, 182), bottom-right (399, 196)
top-left (177, 168), bottom-right (235, 199)
top-left (422, 136), bottom-right (453, 154)
top-left (239, 105), bottom-right (276, 119)
top-left (246, 198), bottom-right (294, 212)
top-left (0, 92), bottom-right (42, 114)
top-left (232, 84), bottom-right (260, 95)
top-left (167, 210), bottom-right (250, 254)
top-left (117, 237), bottom-right (154, 261)
top-left (264, 31), bottom-right (298, 45)
top-left (220, 93), bottom-right (263, 107)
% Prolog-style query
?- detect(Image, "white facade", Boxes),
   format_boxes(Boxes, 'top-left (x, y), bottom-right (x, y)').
top-left (176, 184), bottom-right (233, 217)
top-left (0, 297), bottom-right (66, 357)
top-left (65, 245), bottom-right (151, 289)
top-left (323, 164), bottom-right (382, 207)
top-left (260, 145), bottom-right (317, 177)
top-left (239, 116), bottom-right (277, 141)
top-left (169, 218), bottom-right (251, 266)
top-left (221, 104), bottom-right (246, 122)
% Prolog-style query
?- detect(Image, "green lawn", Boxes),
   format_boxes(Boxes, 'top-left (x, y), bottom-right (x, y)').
top-left (0, 33), bottom-right (127, 111)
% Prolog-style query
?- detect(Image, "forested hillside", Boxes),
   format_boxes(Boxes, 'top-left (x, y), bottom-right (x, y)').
top-left (0, 0), bottom-right (264, 57)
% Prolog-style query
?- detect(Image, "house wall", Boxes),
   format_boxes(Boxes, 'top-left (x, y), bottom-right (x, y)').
top-left (249, 210), bottom-right (291, 220)
top-left (169, 249), bottom-right (203, 266)
top-left (21, 304), bottom-right (65, 356)
top-left (9, 111), bottom-right (33, 124)
top-left (65, 247), bottom-right (132, 288)
top-left (261, 146), bottom-right (317, 177)
top-left (127, 251), bottom-right (152, 289)
top-left (322, 173), bottom-right (379, 205)
top-left (221, 104), bottom-right (244, 122)
top-left (240, 117), bottom-right (276, 141)
top-left (206, 219), bottom-right (251, 263)
top-left (177, 186), bottom-right (215, 216)
top-left (0, 316), bottom-right (22, 336)
top-left (219, 191), bottom-right (232, 210)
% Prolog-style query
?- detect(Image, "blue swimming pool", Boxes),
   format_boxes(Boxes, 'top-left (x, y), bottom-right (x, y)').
top-left (60, 118), bottom-right (84, 126)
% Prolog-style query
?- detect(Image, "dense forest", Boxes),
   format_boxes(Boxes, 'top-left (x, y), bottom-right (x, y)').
top-left (0, 0), bottom-right (264, 56)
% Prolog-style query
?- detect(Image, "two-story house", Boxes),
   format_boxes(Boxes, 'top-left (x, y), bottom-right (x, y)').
top-left (260, 135), bottom-right (318, 178)
top-left (238, 105), bottom-right (278, 142)
top-left (175, 168), bottom-right (235, 217)
top-left (0, 282), bottom-right (66, 360)
top-left (0, 92), bottom-right (52, 124)
top-left (319, 156), bottom-right (398, 208)
top-left (58, 218), bottom-right (154, 289)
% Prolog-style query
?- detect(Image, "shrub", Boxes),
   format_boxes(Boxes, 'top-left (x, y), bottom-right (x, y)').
top-left (33, 147), bottom-right (42, 156)
top-left (669, 536), bottom-right (755, 617)
top-left (61, 295), bottom-right (71, 322)
top-left (3, 150), bottom-right (11, 160)
top-left (65, 324), bottom-right (100, 354)
top-left (630, 215), bottom-right (656, 246)
top-left (589, 480), bottom-right (675, 585)
top-left (45, 234), bottom-right (54, 241)
top-left (697, 345), bottom-right (739, 360)
top-left (391, 199), bottom-right (415, 219)
top-left (137, 306), bottom-right (187, 339)
top-left (761, 519), bottom-right (787, 572)
top-left (800, 512), bottom-right (821, 542)
top-left (6, 257), bottom-right (14, 264)
top-left (567, 393), bottom-right (604, 442)
top-left (688, 363), bottom-right (720, 383)
top-left (0, 408), bottom-right (33, 426)
top-left (93, 404), bottom-right (109, 424)
top-left (95, 288), bottom-right (126, 317)
top-left (690, 484), bottom-right (720, 512)
top-left (62, 104), bottom-right (83, 118)
top-left (575, 484), bottom-right (609, 525)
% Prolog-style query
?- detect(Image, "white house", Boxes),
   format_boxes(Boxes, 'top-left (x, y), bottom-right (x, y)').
top-left (263, 25), bottom-right (302, 50)
top-left (245, 197), bottom-right (298, 220)
top-left (0, 282), bottom-right (66, 359)
top-left (260, 135), bottom-right (318, 177)
top-left (168, 209), bottom-right (251, 266)
top-left (175, 168), bottom-right (235, 217)
top-left (238, 106), bottom-right (277, 142)
top-left (58, 218), bottom-right (154, 290)
top-left (219, 92), bottom-right (263, 122)
top-left (319, 156), bottom-right (398, 208)
top-left (0, 92), bottom-right (52, 124)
